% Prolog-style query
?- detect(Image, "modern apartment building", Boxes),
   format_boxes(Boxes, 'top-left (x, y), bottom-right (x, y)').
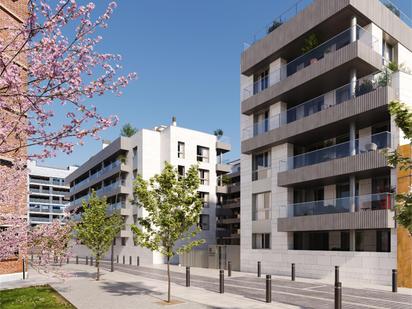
top-left (240, 0), bottom-right (412, 285)
top-left (216, 159), bottom-right (241, 246)
top-left (27, 161), bottom-right (77, 226)
top-left (65, 119), bottom-right (231, 265)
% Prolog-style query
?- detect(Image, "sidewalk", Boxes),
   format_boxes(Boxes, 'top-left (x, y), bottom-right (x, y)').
top-left (50, 264), bottom-right (298, 309)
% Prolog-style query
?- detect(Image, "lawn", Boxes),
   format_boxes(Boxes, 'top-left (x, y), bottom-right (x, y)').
top-left (0, 285), bottom-right (75, 309)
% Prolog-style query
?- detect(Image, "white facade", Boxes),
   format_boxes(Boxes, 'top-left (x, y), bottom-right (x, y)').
top-left (27, 160), bottom-right (77, 225)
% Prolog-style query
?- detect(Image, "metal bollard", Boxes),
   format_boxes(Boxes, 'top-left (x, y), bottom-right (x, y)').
top-left (219, 269), bottom-right (224, 293)
top-left (334, 282), bottom-right (342, 309)
top-left (86, 256), bottom-right (88, 265)
top-left (110, 245), bottom-right (114, 272)
top-left (130, 256), bottom-right (132, 265)
top-left (22, 257), bottom-right (26, 280)
top-left (291, 263), bottom-right (295, 281)
top-left (67, 257), bottom-right (69, 264)
top-left (136, 256), bottom-right (139, 266)
top-left (228, 261), bottom-right (232, 277)
top-left (392, 269), bottom-right (397, 293)
top-left (266, 275), bottom-right (272, 303)
top-left (186, 267), bottom-right (190, 287)
top-left (123, 256), bottom-right (125, 264)
top-left (334, 266), bottom-right (339, 286)
top-left (76, 256), bottom-right (79, 264)
top-left (257, 261), bottom-right (261, 278)
top-left (90, 257), bottom-right (93, 266)
top-left (31, 254), bottom-right (33, 262)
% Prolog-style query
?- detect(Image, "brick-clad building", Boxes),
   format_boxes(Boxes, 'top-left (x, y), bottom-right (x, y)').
top-left (0, 0), bottom-right (28, 282)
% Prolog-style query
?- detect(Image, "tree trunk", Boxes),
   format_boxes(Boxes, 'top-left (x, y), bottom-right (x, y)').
top-left (96, 256), bottom-right (100, 281)
top-left (167, 256), bottom-right (171, 303)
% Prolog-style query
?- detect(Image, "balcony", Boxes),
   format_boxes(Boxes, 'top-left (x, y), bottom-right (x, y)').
top-left (242, 72), bottom-right (389, 141)
top-left (252, 167), bottom-right (271, 182)
top-left (216, 136), bottom-right (231, 153)
top-left (242, 25), bottom-right (377, 101)
top-left (252, 208), bottom-right (272, 221)
top-left (223, 198), bottom-right (240, 208)
top-left (29, 216), bottom-right (51, 223)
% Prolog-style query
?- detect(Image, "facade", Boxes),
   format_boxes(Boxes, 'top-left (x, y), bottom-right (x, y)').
top-left (0, 0), bottom-right (28, 282)
top-left (66, 119), bottom-right (231, 265)
top-left (240, 0), bottom-right (412, 285)
top-left (27, 161), bottom-right (77, 225)
top-left (216, 159), bottom-right (240, 246)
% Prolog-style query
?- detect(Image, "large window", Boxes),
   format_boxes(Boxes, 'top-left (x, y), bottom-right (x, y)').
top-left (356, 229), bottom-right (390, 252)
top-left (199, 169), bottom-right (209, 185)
top-left (253, 110), bottom-right (269, 136)
top-left (178, 142), bottom-right (185, 159)
top-left (199, 214), bottom-right (210, 230)
top-left (178, 165), bottom-right (185, 177)
top-left (252, 192), bottom-right (271, 221)
top-left (197, 146), bottom-right (210, 163)
top-left (252, 233), bottom-right (270, 249)
top-left (252, 151), bottom-right (271, 181)
top-left (199, 192), bottom-right (209, 208)
top-left (253, 69), bottom-right (269, 95)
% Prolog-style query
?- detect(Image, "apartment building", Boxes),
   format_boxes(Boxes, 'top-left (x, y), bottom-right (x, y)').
top-left (27, 161), bottom-right (77, 225)
top-left (65, 119), bottom-right (231, 265)
top-left (240, 0), bottom-right (412, 285)
top-left (216, 159), bottom-right (241, 246)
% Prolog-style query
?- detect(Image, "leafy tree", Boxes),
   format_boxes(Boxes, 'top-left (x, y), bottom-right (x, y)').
top-left (213, 129), bottom-right (224, 139)
top-left (74, 191), bottom-right (123, 280)
top-left (131, 163), bottom-right (204, 303)
top-left (386, 100), bottom-right (412, 235)
top-left (120, 123), bottom-right (137, 137)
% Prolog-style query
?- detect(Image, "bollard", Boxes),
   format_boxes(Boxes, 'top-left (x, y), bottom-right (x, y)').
top-left (392, 269), bottom-right (397, 293)
top-left (76, 256), bottom-right (79, 264)
top-left (334, 266), bottom-right (339, 286)
top-left (186, 267), bottom-right (190, 287)
top-left (334, 282), bottom-right (342, 309)
top-left (86, 256), bottom-right (88, 265)
top-left (123, 256), bottom-right (125, 264)
top-left (136, 256), bottom-right (139, 267)
top-left (66, 256), bottom-right (69, 264)
top-left (90, 256), bottom-right (93, 266)
top-left (110, 246), bottom-right (114, 272)
top-left (257, 261), bottom-right (261, 278)
top-left (116, 255), bottom-right (119, 264)
top-left (219, 269), bottom-right (224, 293)
top-left (266, 275), bottom-right (272, 303)
top-left (130, 256), bottom-right (132, 265)
top-left (22, 257), bottom-right (26, 280)
top-left (291, 263), bottom-right (295, 281)
top-left (31, 254), bottom-right (33, 262)
top-left (228, 261), bottom-right (232, 277)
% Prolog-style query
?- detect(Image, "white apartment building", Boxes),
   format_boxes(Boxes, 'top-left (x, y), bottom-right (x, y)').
top-left (66, 119), bottom-right (231, 265)
top-left (28, 160), bottom-right (77, 225)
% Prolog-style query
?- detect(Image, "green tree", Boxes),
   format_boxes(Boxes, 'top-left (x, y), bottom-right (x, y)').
top-left (213, 129), bottom-right (224, 140)
top-left (386, 100), bottom-right (412, 235)
top-left (120, 123), bottom-right (137, 137)
top-left (74, 191), bottom-right (123, 280)
top-left (131, 163), bottom-right (204, 303)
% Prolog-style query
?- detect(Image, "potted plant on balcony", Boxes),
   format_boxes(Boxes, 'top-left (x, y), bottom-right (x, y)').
top-left (267, 20), bottom-right (283, 34)
top-left (355, 79), bottom-right (374, 97)
top-left (301, 33), bottom-right (319, 64)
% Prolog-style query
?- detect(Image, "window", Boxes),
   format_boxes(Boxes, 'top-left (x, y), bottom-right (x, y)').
top-left (382, 41), bottom-right (393, 63)
top-left (253, 69), bottom-right (269, 94)
top-left (252, 192), bottom-right (271, 220)
top-left (199, 192), bottom-right (209, 208)
top-left (252, 151), bottom-right (270, 181)
top-left (178, 142), bottom-right (185, 159)
top-left (178, 165), bottom-right (185, 177)
top-left (199, 169), bottom-right (209, 185)
top-left (121, 237), bottom-right (126, 246)
top-left (133, 169), bottom-right (138, 180)
top-left (197, 146), bottom-right (210, 163)
top-left (252, 233), bottom-right (270, 249)
top-left (253, 110), bottom-right (269, 136)
top-left (133, 146), bottom-right (137, 157)
top-left (199, 214), bottom-right (209, 230)
top-left (113, 237), bottom-right (116, 245)
top-left (356, 229), bottom-right (390, 252)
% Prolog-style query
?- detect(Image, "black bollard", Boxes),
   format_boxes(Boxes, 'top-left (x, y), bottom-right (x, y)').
top-left (219, 269), bottom-right (224, 293)
top-left (334, 282), bottom-right (342, 309)
top-left (76, 256), bottom-right (79, 264)
top-left (129, 256), bottom-right (132, 265)
top-left (22, 257), bottom-right (26, 280)
top-left (186, 266), bottom-right (190, 287)
top-left (90, 256), bottom-right (93, 266)
top-left (291, 263), bottom-right (295, 281)
top-left (228, 261), bottom-right (232, 277)
top-left (110, 244), bottom-right (114, 272)
top-left (86, 256), bottom-right (88, 265)
top-left (266, 275), bottom-right (271, 303)
top-left (257, 261), bottom-right (261, 278)
top-left (334, 266), bottom-right (339, 286)
top-left (123, 256), bottom-right (125, 264)
top-left (31, 254), bottom-right (33, 262)
top-left (136, 256), bottom-right (139, 266)
top-left (392, 269), bottom-right (397, 293)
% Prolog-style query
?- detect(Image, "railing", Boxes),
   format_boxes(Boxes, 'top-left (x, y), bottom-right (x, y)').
top-left (290, 193), bottom-right (393, 217)
top-left (224, 198), bottom-right (240, 207)
top-left (244, 0), bottom-right (314, 50)
top-left (285, 131), bottom-right (391, 170)
top-left (216, 136), bottom-right (231, 145)
top-left (242, 71), bottom-right (386, 140)
top-left (252, 208), bottom-right (272, 221)
top-left (72, 161), bottom-right (121, 191)
top-left (29, 178), bottom-right (50, 185)
top-left (29, 216), bottom-right (51, 223)
top-left (252, 167), bottom-right (271, 181)
top-left (242, 25), bottom-right (377, 101)
top-left (29, 197), bottom-right (51, 203)
top-left (109, 201), bottom-right (126, 211)
top-left (380, 0), bottom-right (412, 28)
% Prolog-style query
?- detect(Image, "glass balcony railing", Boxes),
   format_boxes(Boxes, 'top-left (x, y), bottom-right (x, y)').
top-left (379, 0), bottom-right (412, 28)
top-left (30, 216), bottom-right (52, 223)
top-left (252, 167), bottom-right (271, 181)
top-left (72, 161), bottom-right (121, 191)
top-left (242, 25), bottom-right (378, 101)
top-left (252, 208), bottom-right (272, 221)
top-left (284, 131), bottom-right (391, 170)
top-left (242, 72), bottom-right (388, 140)
top-left (290, 193), bottom-right (393, 217)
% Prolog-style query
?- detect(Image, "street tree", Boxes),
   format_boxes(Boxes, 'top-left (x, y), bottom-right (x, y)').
top-left (131, 163), bottom-right (204, 303)
top-left (74, 191), bottom-right (123, 280)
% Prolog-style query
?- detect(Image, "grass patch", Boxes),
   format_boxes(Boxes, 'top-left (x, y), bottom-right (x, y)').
top-left (0, 285), bottom-right (75, 309)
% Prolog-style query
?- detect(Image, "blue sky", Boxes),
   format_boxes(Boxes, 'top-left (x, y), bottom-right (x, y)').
top-left (42, 0), bottom-right (412, 168)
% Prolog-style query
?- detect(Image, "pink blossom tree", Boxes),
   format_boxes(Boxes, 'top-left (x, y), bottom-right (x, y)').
top-left (0, 0), bottom-right (135, 268)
